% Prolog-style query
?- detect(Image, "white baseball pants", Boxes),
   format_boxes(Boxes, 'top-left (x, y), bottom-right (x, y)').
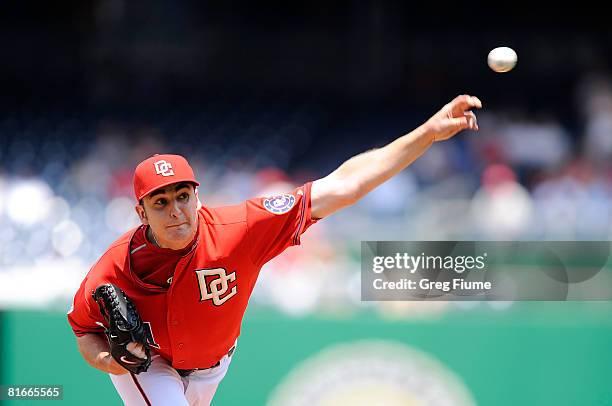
top-left (109, 351), bottom-right (233, 406)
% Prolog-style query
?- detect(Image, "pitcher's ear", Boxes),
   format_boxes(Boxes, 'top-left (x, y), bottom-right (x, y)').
top-left (135, 204), bottom-right (149, 225)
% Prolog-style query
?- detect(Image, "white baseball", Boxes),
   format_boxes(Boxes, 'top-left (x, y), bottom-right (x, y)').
top-left (487, 47), bottom-right (517, 73)
top-left (127, 342), bottom-right (147, 359)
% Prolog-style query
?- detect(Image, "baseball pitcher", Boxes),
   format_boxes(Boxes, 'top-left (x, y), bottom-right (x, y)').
top-left (68, 95), bottom-right (482, 405)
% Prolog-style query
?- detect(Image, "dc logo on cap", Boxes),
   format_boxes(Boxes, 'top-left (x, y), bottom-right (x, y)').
top-left (263, 194), bottom-right (295, 215)
top-left (154, 160), bottom-right (175, 177)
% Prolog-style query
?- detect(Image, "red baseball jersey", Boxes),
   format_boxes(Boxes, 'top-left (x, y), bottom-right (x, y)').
top-left (68, 182), bottom-right (317, 369)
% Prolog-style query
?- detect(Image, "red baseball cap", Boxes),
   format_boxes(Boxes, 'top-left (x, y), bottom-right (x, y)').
top-left (133, 154), bottom-right (200, 201)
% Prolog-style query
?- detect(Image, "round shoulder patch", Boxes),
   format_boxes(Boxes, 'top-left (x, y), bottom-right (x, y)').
top-left (263, 194), bottom-right (296, 215)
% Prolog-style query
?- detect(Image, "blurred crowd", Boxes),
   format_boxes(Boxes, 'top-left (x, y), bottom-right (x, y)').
top-left (1, 74), bottom-right (612, 314)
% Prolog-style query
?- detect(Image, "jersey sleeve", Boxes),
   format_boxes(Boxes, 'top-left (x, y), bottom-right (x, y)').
top-left (67, 275), bottom-right (106, 337)
top-left (246, 181), bottom-right (318, 267)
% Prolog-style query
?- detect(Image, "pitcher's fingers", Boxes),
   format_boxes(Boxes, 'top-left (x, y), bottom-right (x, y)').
top-left (464, 110), bottom-right (479, 130)
top-left (449, 116), bottom-right (469, 131)
top-left (127, 342), bottom-right (146, 356)
top-left (451, 95), bottom-right (482, 115)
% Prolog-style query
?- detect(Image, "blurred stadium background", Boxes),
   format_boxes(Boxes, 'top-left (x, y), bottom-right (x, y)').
top-left (1, 2), bottom-right (612, 405)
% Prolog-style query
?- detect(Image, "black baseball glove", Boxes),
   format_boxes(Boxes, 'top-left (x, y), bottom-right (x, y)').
top-left (92, 283), bottom-right (152, 374)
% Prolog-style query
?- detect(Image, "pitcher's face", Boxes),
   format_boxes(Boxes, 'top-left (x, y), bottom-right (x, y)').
top-left (135, 182), bottom-right (198, 250)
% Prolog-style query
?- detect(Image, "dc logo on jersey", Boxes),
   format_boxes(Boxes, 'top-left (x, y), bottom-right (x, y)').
top-left (263, 194), bottom-right (295, 214)
top-left (195, 268), bottom-right (237, 306)
top-left (154, 160), bottom-right (175, 177)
